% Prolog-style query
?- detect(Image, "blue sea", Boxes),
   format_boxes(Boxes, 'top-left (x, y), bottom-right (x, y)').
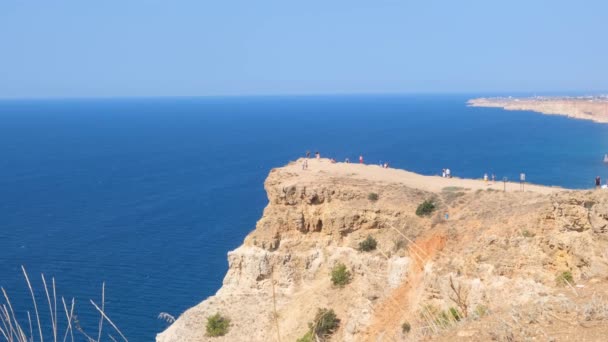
top-left (1, 94), bottom-right (607, 340)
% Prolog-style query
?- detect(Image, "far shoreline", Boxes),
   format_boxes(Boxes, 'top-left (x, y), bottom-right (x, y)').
top-left (468, 96), bottom-right (608, 124)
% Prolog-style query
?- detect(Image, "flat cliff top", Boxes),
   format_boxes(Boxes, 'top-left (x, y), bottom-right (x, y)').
top-left (282, 158), bottom-right (563, 194)
top-left (468, 96), bottom-right (608, 123)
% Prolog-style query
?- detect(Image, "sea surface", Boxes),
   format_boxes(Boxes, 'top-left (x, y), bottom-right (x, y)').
top-left (1, 94), bottom-right (607, 340)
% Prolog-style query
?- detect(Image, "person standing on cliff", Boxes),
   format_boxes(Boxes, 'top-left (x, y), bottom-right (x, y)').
top-left (596, 176), bottom-right (601, 188)
top-left (306, 150), bottom-right (311, 158)
top-left (446, 168), bottom-right (451, 178)
top-left (315, 151), bottom-right (320, 159)
top-left (359, 155), bottom-right (364, 164)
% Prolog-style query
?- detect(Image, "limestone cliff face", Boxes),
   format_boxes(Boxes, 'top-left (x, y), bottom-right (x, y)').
top-left (157, 160), bottom-right (608, 342)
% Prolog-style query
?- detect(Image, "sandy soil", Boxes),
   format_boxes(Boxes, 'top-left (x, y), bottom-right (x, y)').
top-left (286, 158), bottom-right (564, 195)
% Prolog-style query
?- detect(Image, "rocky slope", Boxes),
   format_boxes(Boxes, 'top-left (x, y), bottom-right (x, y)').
top-left (468, 97), bottom-right (608, 123)
top-left (157, 159), bottom-right (608, 341)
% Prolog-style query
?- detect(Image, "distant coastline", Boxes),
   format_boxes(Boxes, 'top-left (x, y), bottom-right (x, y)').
top-left (468, 95), bottom-right (608, 123)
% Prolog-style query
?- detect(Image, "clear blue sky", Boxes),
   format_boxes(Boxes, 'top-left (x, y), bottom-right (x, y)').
top-left (1, 0), bottom-right (607, 98)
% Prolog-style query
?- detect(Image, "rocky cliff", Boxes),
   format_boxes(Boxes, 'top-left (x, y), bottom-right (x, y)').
top-left (157, 159), bottom-right (608, 341)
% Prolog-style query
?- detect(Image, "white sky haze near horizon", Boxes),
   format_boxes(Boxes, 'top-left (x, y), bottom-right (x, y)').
top-left (0, 0), bottom-right (607, 98)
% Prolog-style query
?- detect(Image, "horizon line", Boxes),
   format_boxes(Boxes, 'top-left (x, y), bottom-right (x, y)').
top-left (0, 89), bottom-right (607, 101)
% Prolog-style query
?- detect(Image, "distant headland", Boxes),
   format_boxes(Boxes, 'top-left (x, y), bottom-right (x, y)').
top-left (468, 95), bottom-right (608, 123)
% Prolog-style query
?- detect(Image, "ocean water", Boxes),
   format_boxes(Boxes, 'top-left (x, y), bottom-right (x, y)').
top-left (1, 94), bottom-right (607, 340)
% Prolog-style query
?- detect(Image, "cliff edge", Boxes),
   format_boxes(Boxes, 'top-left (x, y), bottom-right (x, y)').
top-left (157, 159), bottom-right (608, 341)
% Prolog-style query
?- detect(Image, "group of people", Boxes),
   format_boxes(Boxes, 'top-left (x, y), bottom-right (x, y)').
top-left (441, 168), bottom-right (452, 178)
top-left (303, 151), bottom-right (389, 169)
top-left (306, 151), bottom-right (321, 160)
top-left (483, 173), bottom-right (496, 184)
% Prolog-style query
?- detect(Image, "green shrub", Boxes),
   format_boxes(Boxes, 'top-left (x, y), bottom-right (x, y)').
top-left (418, 304), bottom-right (462, 329)
top-left (298, 308), bottom-right (340, 341)
top-left (296, 331), bottom-right (314, 342)
top-left (449, 307), bottom-right (462, 321)
top-left (416, 200), bottom-right (436, 217)
top-left (206, 313), bottom-right (230, 337)
top-left (331, 263), bottom-right (352, 287)
top-left (367, 192), bottom-right (379, 202)
top-left (556, 271), bottom-right (574, 286)
top-left (401, 321), bottom-right (411, 333)
top-left (358, 235), bottom-right (377, 252)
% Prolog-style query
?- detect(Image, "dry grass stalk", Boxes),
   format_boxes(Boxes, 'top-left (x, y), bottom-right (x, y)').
top-left (97, 283), bottom-right (105, 342)
top-left (270, 268), bottom-right (282, 342)
top-left (563, 278), bottom-right (579, 297)
top-left (389, 225), bottom-right (429, 261)
top-left (0, 266), bottom-right (126, 342)
top-left (89, 300), bottom-right (127, 342)
top-left (448, 276), bottom-right (469, 318)
top-left (61, 297), bottom-right (75, 342)
top-left (22, 266), bottom-right (44, 342)
top-left (157, 313), bottom-right (175, 324)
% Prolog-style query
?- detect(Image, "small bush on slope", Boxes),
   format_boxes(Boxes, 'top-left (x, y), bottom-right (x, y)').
top-left (206, 313), bottom-right (230, 337)
top-left (297, 308), bottom-right (340, 342)
top-left (358, 235), bottom-right (377, 252)
top-left (416, 200), bottom-right (436, 217)
top-left (331, 263), bottom-right (352, 287)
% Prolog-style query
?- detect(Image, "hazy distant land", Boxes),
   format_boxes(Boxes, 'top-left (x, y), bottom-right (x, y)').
top-left (468, 96), bottom-right (608, 123)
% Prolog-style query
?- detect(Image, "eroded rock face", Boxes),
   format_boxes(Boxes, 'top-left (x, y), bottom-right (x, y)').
top-left (157, 162), bottom-right (608, 342)
top-left (547, 193), bottom-right (608, 233)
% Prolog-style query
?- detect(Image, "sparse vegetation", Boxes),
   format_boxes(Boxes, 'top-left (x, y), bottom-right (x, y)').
top-left (416, 200), bottom-right (436, 217)
top-left (442, 186), bottom-right (468, 192)
top-left (330, 263), bottom-right (352, 287)
top-left (443, 191), bottom-right (466, 204)
top-left (298, 308), bottom-right (340, 342)
top-left (358, 235), bottom-right (377, 252)
top-left (206, 313), bottom-right (231, 337)
top-left (474, 304), bottom-right (488, 319)
top-left (579, 294), bottom-right (608, 321)
top-left (367, 192), bottom-right (379, 202)
top-left (418, 304), bottom-right (462, 332)
top-left (401, 321), bottom-right (411, 333)
top-left (448, 276), bottom-right (469, 318)
top-left (521, 229), bottom-right (535, 238)
top-left (296, 331), bottom-right (314, 342)
top-left (556, 271), bottom-right (574, 286)
top-left (393, 239), bottom-right (406, 252)
top-left (449, 307), bottom-right (462, 321)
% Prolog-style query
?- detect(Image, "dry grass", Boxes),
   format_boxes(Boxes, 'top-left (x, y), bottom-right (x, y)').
top-left (0, 266), bottom-right (126, 342)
